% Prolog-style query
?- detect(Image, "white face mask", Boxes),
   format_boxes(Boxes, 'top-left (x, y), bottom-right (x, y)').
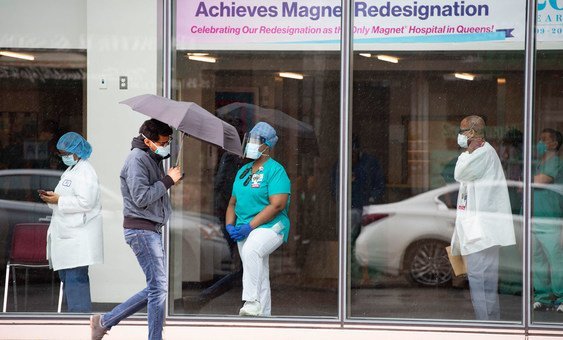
top-left (244, 142), bottom-right (263, 159)
top-left (457, 134), bottom-right (469, 148)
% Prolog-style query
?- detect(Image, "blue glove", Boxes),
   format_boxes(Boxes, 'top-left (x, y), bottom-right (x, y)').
top-left (233, 223), bottom-right (253, 241)
top-left (226, 224), bottom-right (238, 241)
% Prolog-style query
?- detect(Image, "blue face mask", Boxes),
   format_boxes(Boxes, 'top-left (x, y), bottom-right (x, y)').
top-left (154, 144), bottom-right (171, 157)
top-left (61, 154), bottom-right (78, 167)
top-left (537, 141), bottom-right (548, 158)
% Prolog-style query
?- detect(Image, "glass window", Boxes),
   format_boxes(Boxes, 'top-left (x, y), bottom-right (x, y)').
top-left (349, 0), bottom-right (526, 321)
top-left (0, 49), bottom-right (86, 312)
top-left (531, 0), bottom-right (563, 322)
top-left (170, 0), bottom-right (341, 317)
top-left (0, 174), bottom-right (42, 203)
top-left (170, 50), bottom-right (341, 317)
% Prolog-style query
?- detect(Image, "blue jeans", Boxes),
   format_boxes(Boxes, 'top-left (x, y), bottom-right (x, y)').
top-left (101, 229), bottom-right (167, 340)
top-left (58, 266), bottom-right (92, 313)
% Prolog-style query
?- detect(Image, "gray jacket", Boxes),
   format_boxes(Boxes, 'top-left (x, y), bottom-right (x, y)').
top-left (120, 136), bottom-right (173, 228)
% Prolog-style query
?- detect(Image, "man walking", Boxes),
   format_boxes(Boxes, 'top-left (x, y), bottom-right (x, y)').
top-left (450, 115), bottom-right (516, 320)
top-left (91, 119), bottom-right (182, 339)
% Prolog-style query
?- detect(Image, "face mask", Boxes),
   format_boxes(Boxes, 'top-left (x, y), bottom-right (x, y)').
top-left (61, 154), bottom-right (78, 167)
top-left (457, 134), bottom-right (468, 148)
top-left (154, 144), bottom-right (171, 157)
top-left (537, 141), bottom-right (547, 157)
top-left (142, 133), bottom-right (171, 158)
top-left (244, 142), bottom-right (263, 159)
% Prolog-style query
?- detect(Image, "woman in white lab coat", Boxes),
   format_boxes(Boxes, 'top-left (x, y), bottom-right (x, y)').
top-left (40, 132), bottom-right (103, 313)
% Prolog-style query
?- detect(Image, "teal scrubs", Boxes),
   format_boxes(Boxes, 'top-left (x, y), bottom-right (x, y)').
top-left (232, 158), bottom-right (291, 242)
top-left (533, 155), bottom-right (563, 218)
top-left (532, 154), bottom-right (563, 305)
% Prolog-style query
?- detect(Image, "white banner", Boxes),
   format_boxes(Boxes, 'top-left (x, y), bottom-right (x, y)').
top-left (537, 0), bottom-right (563, 50)
top-left (176, 0), bottom-right (530, 51)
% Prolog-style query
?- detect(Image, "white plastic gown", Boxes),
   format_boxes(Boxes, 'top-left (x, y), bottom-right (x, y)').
top-left (46, 159), bottom-right (104, 271)
top-left (450, 142), bottom-right (516, 256)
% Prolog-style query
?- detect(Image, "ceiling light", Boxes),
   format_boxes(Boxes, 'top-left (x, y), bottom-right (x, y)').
top-left (188, 55), bottom-right (216, 63)
top-left (376, 55), bottom-right (399, 63)
top-left (497, 77), bottom-right (506, 85)
top-left (359, 53), bottom-right (372, 58)
top-left (279, 72), bottom-right (303, 80)
top-left (454, 72), bottom-right (475, 81)
top-left (0, 51), bottom-right (35, 61)
top-left (187, 52), bottom-right (209, 56)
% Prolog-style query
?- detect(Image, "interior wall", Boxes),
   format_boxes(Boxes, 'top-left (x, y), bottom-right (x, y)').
top-left (86, 0), bottom-right (159, 302)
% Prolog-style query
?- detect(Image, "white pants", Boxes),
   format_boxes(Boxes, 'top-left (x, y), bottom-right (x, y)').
top-left (465, 246), bottom-right (500, 320)
top-left (237, 227), bottom-right (283, 316)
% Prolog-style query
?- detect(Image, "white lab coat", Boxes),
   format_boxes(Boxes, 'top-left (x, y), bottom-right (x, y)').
top-left (450, 142), bottom-right (516, 256)
top-left (46, 159), bottom-right (104, 271)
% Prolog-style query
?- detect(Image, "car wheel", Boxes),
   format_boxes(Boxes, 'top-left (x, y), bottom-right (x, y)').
top-left (403, 239), bottom-right (452, 287)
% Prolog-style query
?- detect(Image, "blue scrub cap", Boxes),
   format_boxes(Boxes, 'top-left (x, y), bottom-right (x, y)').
top-left (56, 132), bottom-right (92, 159)
top-left (250, 122), bottom-right (278, 148)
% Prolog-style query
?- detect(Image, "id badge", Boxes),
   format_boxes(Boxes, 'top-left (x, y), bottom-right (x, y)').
top-left (251, 174), bottom-right (263, 188)
top-left (457, 186), bottom-right (467, 211)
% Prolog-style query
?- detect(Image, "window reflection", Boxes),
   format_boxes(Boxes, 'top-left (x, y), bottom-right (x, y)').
top-left (533, 0), bottom-right (563, 320)
top-left (170, 51), bottom-right (340, 317)
top-left (350, 51), bottom-right (524, 321)
top-left (0, 50), bottom-right (86, 312)
top-left (531, 53), bottom-right (563, 321)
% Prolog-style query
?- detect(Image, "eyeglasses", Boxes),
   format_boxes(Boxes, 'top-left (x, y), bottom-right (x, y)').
top-left (155, 137), bottom-right (173, 147)
top-left (458, 122), bottom-right (476, 135)
top-left (457, 127), bottom-right (474, 135)
top-left (239, 167), bottom-right (252, 186)
top-left (142, 134), bottom-right (173, 147)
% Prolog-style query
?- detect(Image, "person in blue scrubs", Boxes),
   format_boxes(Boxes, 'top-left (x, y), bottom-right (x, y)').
top-left (225, 122), bottom-right (291, 316)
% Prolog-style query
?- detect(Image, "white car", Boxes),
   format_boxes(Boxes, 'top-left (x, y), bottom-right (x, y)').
top-left (355, 181), bottom-right (562, 287)
top-left (0, 169), bottom-right (231, 280)
top-left (172, 210), bottom-right (233, 280)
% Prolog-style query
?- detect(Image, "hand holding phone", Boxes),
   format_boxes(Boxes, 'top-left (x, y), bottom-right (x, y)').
top-left (37, 189), bottom-right (47, 195)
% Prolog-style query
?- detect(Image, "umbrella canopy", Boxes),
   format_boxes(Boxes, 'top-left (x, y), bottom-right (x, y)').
top-left (120, 94), bottom-right (242, 156)
top-left (216, 102), bottom-right (318, 155)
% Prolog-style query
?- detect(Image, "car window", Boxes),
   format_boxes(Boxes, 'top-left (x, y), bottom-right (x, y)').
top-left (0, 175), bottom-right (39, 202)
top-left (41, 175), bottom-right (60, 192)
top-left (507, 186), bottom-right (523, 215)
top-left (437, 190), bottom-right (458, 210)
top-left (438, 187), bottom-right (526, 215)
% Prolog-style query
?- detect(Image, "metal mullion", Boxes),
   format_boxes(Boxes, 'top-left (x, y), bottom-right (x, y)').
top-left (522, 0), bottom-right (537, 331)
top-left (338, 0), bottom-right (354, 325)
top-left (161, 0), bottom-right (173, 319)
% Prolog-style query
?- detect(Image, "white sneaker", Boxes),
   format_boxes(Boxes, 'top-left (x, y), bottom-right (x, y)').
top-left (533, 302), bottom-right (547, 311)
top-left (239, 300), bottom-right (261, 316)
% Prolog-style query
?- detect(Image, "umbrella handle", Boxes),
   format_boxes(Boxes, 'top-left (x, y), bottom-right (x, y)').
top-left (175, 132), bottom-right (185, 168)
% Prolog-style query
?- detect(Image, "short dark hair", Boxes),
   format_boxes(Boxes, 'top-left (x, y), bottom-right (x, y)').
top-left (542, 128), bottom-right (562, 151)
top-left (139, 119), bottom-right (173, 142)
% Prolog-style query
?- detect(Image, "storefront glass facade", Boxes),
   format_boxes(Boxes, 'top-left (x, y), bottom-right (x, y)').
top-left (0, 0), bottom-right (562, 334)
